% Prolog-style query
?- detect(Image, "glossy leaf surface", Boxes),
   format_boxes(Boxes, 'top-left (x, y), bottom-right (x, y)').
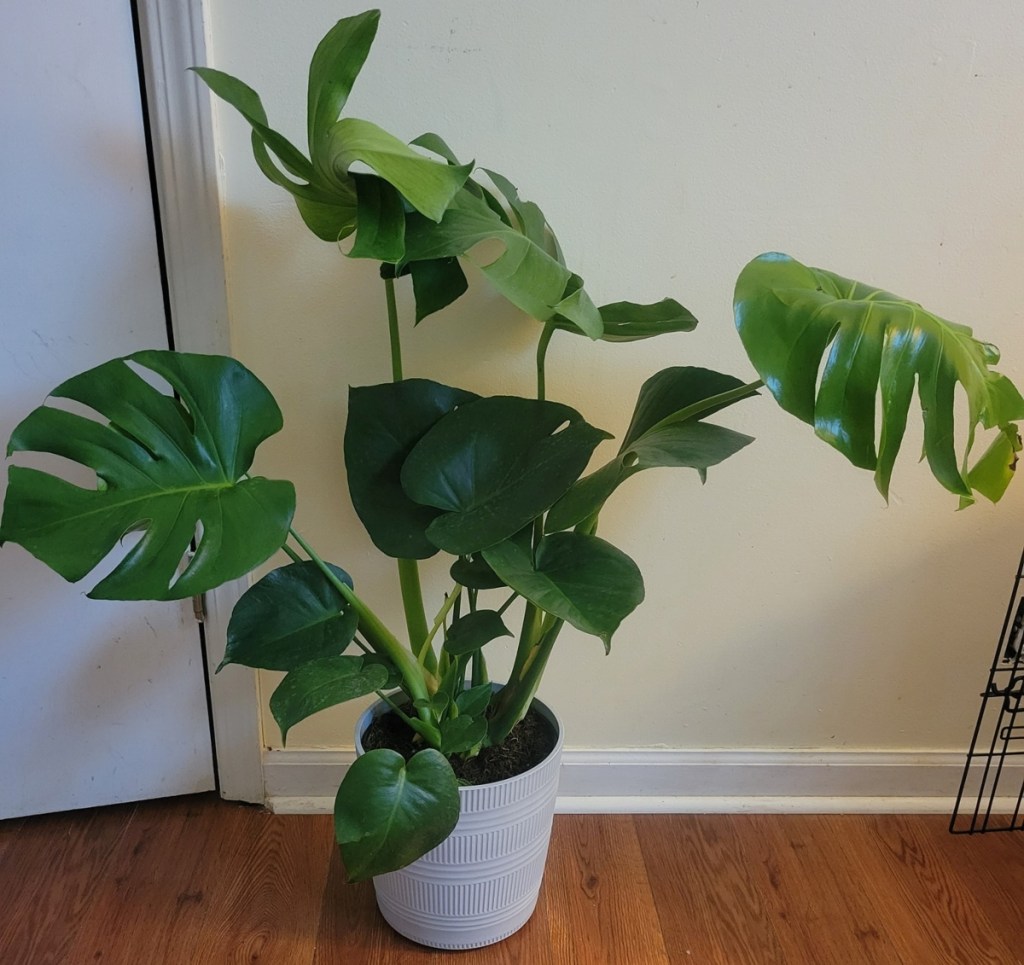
top-left (402, 396), bottom-right (611, 555)
top-left (221, 561), bottom-right (357, 671)
top-left (270, 655), bottom-right (388, 743)
top-left (483, 531), bottom-right (645, 651)
top-left (1, 351), bottom-right (294, 600)
top-left (443, 610), bottom-right (512, 656)
top-left (551, 297), bottom-right (699, 342)
top-left (335, 748), bottom-right (460, 881)
top-left (735, 252), bottom-right (1024, 500)
top-left (345, 379), bottom-right (478, 559)
top-left (403, 188), bottom-right (603, 335)
top-left (547, 368), bottom-right (758, 531)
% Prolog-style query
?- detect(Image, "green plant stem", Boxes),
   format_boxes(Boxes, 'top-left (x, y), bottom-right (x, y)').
top-left (489, 616), bottom-right (564, 743)
top-left (384, 274), bottom-right (403, 382)
top-left (381, 273), bottom-right (434, 679)
top-left (536, 320), bottom-right (555, 401)
top-left (397, 558), bottom-right (434, 674)
top-left (422, 585), bottom-right (463, 663)
top-left (281, 542), bottom-right (304, 564)
top-left (287, 526), bottom-right (435, 733)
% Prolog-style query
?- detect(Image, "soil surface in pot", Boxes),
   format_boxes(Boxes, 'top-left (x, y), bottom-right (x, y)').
top-left (363, 707), bottom-right (557, 785)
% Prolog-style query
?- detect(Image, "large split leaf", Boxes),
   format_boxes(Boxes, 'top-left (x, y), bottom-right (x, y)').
top-left (735, 252), bottom-right (1024, 501)
top-left (0, 351), bottom-right (294, 600)
top-left (482, 531), bottom-right (645, 651)
top-left (345, 379), bottom-right (478, 559)
top-left (401, 396), bottom-right (611, 555)
top-left (221, 561), bottom-right (357, 671)
top-left (270, 655), bottom-right (389, 743)
top-left (195, 9), bottom-right (470, 250)
top-left (403, 186), bottom-right (604, 336)
top-left (334, 748), bottom-right (460, 881)
top-left (547, 368), bottom-right (758, 531)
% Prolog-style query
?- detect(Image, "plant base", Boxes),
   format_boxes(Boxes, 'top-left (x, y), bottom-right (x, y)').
top-left (354, 693), bottom-right (563, 950)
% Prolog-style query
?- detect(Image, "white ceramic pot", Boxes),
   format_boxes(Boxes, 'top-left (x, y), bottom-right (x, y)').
top-left (353, 691), bottom-right (563, 950)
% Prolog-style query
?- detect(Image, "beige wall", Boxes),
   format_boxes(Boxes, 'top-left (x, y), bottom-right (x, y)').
top-left (203, 1), bottom-right (1024, 753)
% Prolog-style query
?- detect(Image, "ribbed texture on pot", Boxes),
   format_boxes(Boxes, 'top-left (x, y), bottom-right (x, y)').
top-left (353, 693), bottom-right (563, 950)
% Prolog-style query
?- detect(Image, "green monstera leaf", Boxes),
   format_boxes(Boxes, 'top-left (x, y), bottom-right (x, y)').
top-left (547, 368), bottom-right (759, 532)
top-left (483, 531), bottom-right (645, 652)
top-left (345, 379), bottom-right (479, 559)
top-left (735, 253), bottom-right (1024, 502)
top-left (334, 747), bottom-right (460, 881)
top-left (0, 351), bottom-right (295, 601)
top-left (401, 396), bottom-right (611, 555)
top-left (195, 9), bottom-right (471, 251)
top-left (221, 561), bottom-right (359, 671)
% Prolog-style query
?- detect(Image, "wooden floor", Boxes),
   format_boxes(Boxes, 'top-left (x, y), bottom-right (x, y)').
top-left (1, 794), bottom-right (1021, 964)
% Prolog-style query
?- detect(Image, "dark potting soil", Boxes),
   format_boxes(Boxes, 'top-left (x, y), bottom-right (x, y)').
top-left (362, 706), bottom-right (557, 786)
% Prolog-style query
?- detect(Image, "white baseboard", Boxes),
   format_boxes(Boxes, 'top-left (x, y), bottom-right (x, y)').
top-left (263, 747), bottom-right (1022, 816)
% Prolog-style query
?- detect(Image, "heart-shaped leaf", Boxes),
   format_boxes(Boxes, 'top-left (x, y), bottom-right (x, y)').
top-left (335, 748), bottom-right (460, 881)
top-left (401, 396), bottom-right (611, 555)
top-left (439, 715), bottom-right (488, 756)
top-left (345, 379), bottom-right (479, 559)
top-left (455, 682), bottom-right (493, 718)
top-left (1, 351), bottom-right (294, 600)
top-left (483, 531), bottom-right (645, 651)
top-left (449, 553), bottom-right (506, 590)
top-left (734, 252), bottom-right (1024, 500)
top-left (270, 655), bottom-right (389, 744)
top-left (443, 610), bottom-right (512, 656)
top-left (221, 561), bottom-right (357, 671)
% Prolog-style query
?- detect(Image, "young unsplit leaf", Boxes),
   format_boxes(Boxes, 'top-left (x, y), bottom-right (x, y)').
top-left (335, 748), bottom-right (460, 881)
top-left (439, 715), bottom-right (488, 756)
top-left (0, 351), bottom-right (294, 601)
top-left (443, 610), bottom-right (512, 656)
top-left (734, 252), bottom-right (1024, 500)
top-left (482, 531), bottom-right (645, 652)
top-left (449, 554), bottom-right (507, 590)
top-left (345, 379), bottom-right (478, 559)
top-left (547, 368), bottom-right (759, 532)
top-left (270, 655), bottom-right (389, 744)
top-left (221, 561), bottom-right (358, 671)
top-left (400, 396), bottom-right (612, 555)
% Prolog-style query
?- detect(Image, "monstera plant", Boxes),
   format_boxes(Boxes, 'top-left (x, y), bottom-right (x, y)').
top-left (1, 9), bottom-right (1021, 885)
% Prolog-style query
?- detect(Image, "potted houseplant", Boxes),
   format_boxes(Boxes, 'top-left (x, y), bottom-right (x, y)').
top-left (2, 7), bottom-right (1022, 950)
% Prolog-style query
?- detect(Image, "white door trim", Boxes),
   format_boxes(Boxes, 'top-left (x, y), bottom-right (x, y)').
top-left (135, 0), bottom-right (264, 803)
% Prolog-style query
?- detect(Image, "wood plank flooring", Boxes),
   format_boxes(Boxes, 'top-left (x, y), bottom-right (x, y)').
top-left (0, 794), bottom-right (1021, 964)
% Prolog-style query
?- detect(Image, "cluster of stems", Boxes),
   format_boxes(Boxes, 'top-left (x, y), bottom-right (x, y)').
top-left (277, 272), bottom-right (569, 753)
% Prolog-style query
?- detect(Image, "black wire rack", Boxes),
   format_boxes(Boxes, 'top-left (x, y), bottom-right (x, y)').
top-left (950, 546), bottom-right (1024, 833)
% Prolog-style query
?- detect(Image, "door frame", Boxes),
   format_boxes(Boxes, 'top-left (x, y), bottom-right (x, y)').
top-left (136, 0), bottom-right (264, 803)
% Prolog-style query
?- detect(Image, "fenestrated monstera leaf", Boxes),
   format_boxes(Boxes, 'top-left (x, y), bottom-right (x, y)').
top-left (402, 184), bottom-right (606, 336)
top-left (551, 297), bottom-right (699, 342)
top-left (194, 9), bottom-right (472, 252)
top-left (0, 351), bottom-right (295, 601)
top-left (547, 368), bottom-right (759, 532)
top-left (735, 252), bottom-right (1024, 501)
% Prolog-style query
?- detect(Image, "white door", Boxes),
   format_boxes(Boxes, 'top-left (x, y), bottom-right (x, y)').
top-left (0, 1), bottom-right (216, 817)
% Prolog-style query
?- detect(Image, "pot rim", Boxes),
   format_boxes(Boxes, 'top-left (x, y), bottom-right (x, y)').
top-left (353, 684), bottom-right (563, 791)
